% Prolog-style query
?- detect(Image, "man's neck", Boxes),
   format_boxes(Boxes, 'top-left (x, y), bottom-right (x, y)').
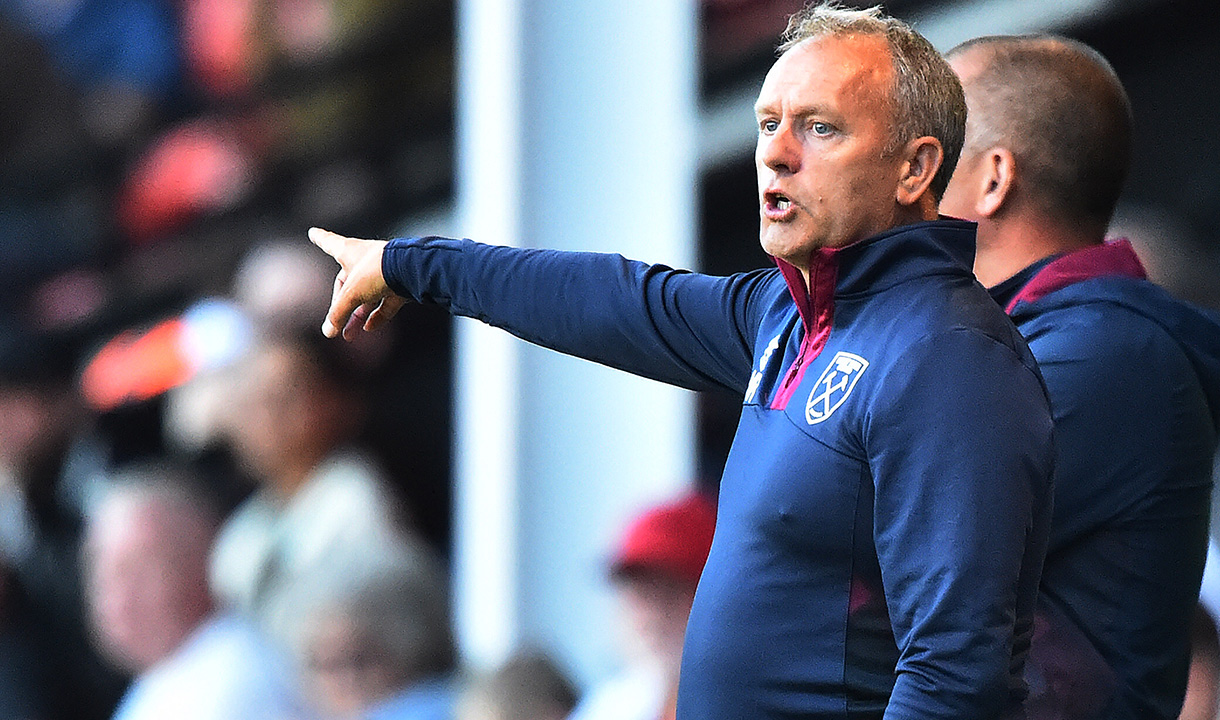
top-left (974, 217), bottom-right (1104, 288)
top-left (268, 456), bottom-right (323, 502)
top-left (796, 205), bottom-right (940, 291)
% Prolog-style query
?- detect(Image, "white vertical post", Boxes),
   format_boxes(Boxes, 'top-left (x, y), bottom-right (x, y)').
top-left (451, 0), bottom-right (526, 674)
top-left (453, 0), bottom-right (699, 687)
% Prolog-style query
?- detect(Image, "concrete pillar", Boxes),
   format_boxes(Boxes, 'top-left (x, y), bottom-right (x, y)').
top-left (452, 0), bottom-right (699, 687)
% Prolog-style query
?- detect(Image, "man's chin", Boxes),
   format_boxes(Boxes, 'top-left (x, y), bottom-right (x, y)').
top-left (760, 230), bottom-right (809, 266)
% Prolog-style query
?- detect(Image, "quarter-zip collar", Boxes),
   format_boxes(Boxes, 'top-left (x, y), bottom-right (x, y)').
top-left (769, 219), bottom-right (977, 410)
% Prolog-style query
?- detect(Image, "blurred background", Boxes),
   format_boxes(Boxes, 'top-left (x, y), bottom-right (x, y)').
top-left (0, 0), bottom-right (1217, 718)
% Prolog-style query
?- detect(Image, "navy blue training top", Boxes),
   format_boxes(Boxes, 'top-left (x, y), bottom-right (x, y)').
top-left (382, 220), bottom-right (1055, 719)
top-left (1000, 240), bottom-right (1220, 720)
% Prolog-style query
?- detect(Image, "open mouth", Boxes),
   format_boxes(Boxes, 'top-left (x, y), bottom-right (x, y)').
top-left (763, 190), bottom-right (792, 214)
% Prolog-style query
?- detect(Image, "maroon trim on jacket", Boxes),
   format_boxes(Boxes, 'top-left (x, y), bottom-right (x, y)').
top-left (770, 250), bottom-right (838, 410)
top-left (1006, 239), bottom-right (1147, 314)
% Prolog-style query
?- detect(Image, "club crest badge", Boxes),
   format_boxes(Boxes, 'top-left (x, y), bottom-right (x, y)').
top-left (805, 352), bottom-right (869, 425)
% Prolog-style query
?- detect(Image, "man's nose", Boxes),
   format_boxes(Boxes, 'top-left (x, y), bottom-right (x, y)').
top-left (758, 122), bottom-right (801, 174)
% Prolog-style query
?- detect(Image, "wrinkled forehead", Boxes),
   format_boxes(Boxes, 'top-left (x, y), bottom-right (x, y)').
top-left (758, 33), bottom-right (897, 116)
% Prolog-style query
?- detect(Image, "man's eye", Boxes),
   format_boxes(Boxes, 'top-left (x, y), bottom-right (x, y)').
top-left (811, 121), bottom-right (832, 136)
top-left (760, 119), bottom-right (779, 133)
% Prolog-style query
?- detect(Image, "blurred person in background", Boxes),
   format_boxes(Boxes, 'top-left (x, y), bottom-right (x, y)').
top-left (0, 9), bottom-right (132, 301)
top-left (0, 561), bottom-right (52, 719)
top-left (940, 35), bottom-right (1220, 719)
top-left (0, 328), bottom-right (125, 720)
top-left (209, 328), bottom-right (417, 619)
top-left (0, 0), bottom-right (185, 344)
top-left (0, 0), bottom-right (181, 108)
top-left (228, 237), bottom-right (395, 396)
top-left (83, 460), bottom-right (310, 720)
top-left (569, 492), bottom-right (716, 720)
top-left (162, 236), bottom-right (369, 460)
top-left (0, 332), bottom-right (89, 624)
top-left (455, 651), bottom-right (577, 720)
top-left (268, 540), bottom-right (456, 720)
top-left (232, 238), bottom-right (347, 331)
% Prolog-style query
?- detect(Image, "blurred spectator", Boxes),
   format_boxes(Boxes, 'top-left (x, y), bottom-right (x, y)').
top-left (163, 236), bottom-right (340, 457)
top-left (456, 652), bottom-right (577, 720)
top-left (268, 540), bottom-right (456, 720)
top-left (179, 0), bottom-right (429, 100)
top-left (0, 0), bottom-right (181, 101)
top-left (1179, 605), bottom-right (1220, 720)
top-left (208, 329), bottom-right (415, 619)
top-left (569, 492), bottom-right (716, 720)
top-left (231, 238), bottom-right (337, 330)
top-left (83, 460), bottom-right (311, 720)
top-left (228, 236), bottom-right (393, 375)
top-left (0, 327), bottom-right (125, 720)
top-left (116, 117), bottom-right (259, 245)
top-left (0, 14), bottom-right (110, 307)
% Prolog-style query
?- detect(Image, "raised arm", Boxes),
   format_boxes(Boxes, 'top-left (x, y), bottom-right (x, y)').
top-left (310, 227), bottom-right (775, 394)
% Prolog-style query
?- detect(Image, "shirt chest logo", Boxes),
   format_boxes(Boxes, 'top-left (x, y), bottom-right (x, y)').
top-left (805, 352), bottom-right (869, 425)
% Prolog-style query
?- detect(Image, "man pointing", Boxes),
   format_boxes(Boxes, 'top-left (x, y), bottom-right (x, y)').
top-left (310, 4), bottom-right (1054, 718)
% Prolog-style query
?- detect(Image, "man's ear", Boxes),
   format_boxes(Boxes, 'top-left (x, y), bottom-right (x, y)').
top-left (896, 137), bottom-right (943, 207)
top-left (975, 147), bottom-right (1016, 218)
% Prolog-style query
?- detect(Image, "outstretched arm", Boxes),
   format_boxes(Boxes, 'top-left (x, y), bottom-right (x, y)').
top-left (308, 227), bottom-right (778, 394)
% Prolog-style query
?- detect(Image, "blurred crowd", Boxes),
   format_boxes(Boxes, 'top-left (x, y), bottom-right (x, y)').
top-left (0, 0), bottom-right (454, 347)
top-left (0, 2), bottom-right (719, 700)
top-left (0, 0), bottom-right (457, 524)
top-left (0, 281), bottom-right (713, 717)
top-left (0, 0), bottom-right (465, 717)
top-left (0, 0), bottom-right (726, 717)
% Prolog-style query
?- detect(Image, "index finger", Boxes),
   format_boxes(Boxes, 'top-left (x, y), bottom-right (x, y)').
top-left (309, 227), bottom-right (349, 266)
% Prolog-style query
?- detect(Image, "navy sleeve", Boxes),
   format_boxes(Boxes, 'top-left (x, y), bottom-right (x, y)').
top-left (381, 236), bottom-right (773, 393)
top-left (865, 329), bottom-right (1054, 720)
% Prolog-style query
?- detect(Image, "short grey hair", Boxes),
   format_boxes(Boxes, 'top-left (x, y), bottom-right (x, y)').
top-left (947, 35), bottom-right (1132, 229)
top-left (88, 460), bottom-right (223, 542)
top-left (458, 652), bottom-right (578, 720)
top-left (778, 2), bottom-right (967, 199)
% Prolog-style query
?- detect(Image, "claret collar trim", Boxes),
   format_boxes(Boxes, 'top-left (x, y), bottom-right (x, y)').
top-left (767, 220), bottom-right (975, 410)
top-left (1006, 239), bottom-right (1147, 314)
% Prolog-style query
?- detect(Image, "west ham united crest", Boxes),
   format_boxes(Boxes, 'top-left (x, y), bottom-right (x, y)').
top-left (805, 352), bottom-right (869, 425)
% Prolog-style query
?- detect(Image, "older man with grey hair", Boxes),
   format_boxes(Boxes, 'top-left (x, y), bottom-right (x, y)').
top-left (266, 539), bottom-right (456, 720)
top-left (306, 3), bottom-right (1054, 718)
top-left (83, 461), bottom-right (311, 720)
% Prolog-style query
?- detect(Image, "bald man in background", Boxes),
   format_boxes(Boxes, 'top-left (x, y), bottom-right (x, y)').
top-left (940, 35), bottom-right (1220, 720)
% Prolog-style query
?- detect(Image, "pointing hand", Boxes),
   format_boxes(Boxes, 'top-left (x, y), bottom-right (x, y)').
top-left (309, 227), bottom-right (407, 340)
